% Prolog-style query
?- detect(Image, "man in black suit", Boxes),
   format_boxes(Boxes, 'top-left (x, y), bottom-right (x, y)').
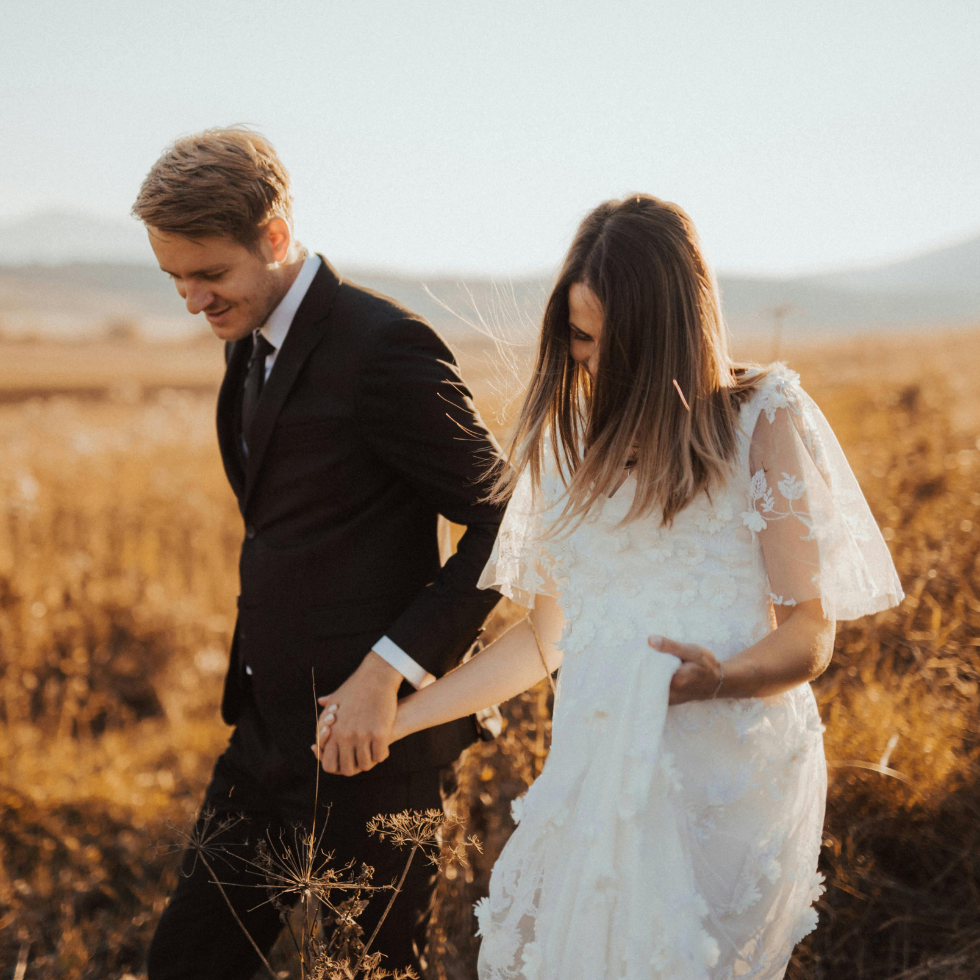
top-left (135, 128), bottom-right (505, 979)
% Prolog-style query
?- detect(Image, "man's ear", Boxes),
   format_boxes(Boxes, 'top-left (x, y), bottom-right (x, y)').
top-left (262, 217), bottom-right (291, 265)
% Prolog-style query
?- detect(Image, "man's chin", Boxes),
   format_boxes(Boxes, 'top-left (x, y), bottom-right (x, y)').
top-left (208, 317), bottom-right (253, 342)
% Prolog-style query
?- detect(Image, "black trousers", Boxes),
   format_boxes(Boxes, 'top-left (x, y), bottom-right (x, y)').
top-left (147, 701), bottom-right (445, 980)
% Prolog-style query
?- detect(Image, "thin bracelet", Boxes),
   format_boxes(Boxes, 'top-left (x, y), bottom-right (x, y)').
top-left (527, 616), bottom-right (557, 694)
top-left (711, 663), bottom-right (725, 699)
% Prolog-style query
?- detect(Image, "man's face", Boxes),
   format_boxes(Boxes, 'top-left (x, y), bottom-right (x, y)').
top-left (147, 227), bottom-right (280, 342)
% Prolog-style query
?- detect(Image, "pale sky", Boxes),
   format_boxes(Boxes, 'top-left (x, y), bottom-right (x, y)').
top-left (2, 0), bottom-right (978, 276)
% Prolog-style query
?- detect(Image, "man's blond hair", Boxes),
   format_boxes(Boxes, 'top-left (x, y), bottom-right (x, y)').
top-left (132, 127), bottom-right (293, 247)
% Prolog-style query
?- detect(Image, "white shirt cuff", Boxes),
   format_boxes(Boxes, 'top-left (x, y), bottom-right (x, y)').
top-left (373, 635), bottom-right (436, 690)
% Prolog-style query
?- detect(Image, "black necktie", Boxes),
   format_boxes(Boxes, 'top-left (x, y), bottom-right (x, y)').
top-left (241, 333), bottom-right (275, 450)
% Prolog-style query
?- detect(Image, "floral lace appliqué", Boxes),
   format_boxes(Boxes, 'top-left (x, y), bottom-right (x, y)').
top-left (743, 467), bottom-right (814, 541)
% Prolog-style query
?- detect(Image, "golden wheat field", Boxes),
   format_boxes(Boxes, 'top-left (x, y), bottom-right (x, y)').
top-left (3, 328), bottom-right (980, 979)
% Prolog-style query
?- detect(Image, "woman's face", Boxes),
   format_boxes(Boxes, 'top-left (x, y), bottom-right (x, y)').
top-left (568, 281), bottom-right (603, 378)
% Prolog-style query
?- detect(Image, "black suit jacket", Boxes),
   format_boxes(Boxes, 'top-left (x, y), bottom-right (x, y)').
top-left (216, 257), bottom-right (505, 773)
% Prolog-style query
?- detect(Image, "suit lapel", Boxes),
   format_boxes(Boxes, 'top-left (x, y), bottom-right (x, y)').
top-left (243, 257), bottom-right (341, 508)
top-left (216, 337), bottom-right (250, 504)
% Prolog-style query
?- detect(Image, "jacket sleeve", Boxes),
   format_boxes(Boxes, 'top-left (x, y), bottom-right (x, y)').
top-left (354, 317), bottom-right (507, 676)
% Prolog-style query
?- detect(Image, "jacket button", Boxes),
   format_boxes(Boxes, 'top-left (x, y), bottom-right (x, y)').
top-left (245, 525), bottom-right (256, 539)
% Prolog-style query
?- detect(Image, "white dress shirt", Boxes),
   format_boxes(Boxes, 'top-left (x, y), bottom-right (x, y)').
top-left (258, 249), bottom-right (322, 381)
top-left (245, 249), bottom-right (434, 690)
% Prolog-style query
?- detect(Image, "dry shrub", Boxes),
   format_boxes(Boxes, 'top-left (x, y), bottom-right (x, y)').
top-left (0, 392), bottom-right (238, 977)
top-left (0, 785), bottom-right (172, 978)
top-left (788, 374), bottom-right (980, 979)
top-left (0, 392), bottom-right (240, 738)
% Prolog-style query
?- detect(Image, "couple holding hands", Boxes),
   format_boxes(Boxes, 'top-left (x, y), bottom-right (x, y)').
top-left (137, 128), bottom-right (902, 980)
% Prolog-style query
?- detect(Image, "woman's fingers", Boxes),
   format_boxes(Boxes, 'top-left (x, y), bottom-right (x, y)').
top-left (670, 662), bottom-right (699, 689)
top-left (669, 664), bottom-right (705, 705)
top-left (648, 635), bottom-right (703, 662)
top-left (668, 671), bottom-right (696, 705)
top-left (316, 713), bottom-right (335, 749)
top-left (312, 703), bottom-right (339, 759)
top-left (318, 708), bottom-right (337, 731)
top-left (650, 635), bottom-right (722, 704)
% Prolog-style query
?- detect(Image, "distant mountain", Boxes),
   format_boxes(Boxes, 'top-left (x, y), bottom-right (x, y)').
top-left (812, 234), bottom-right (980, 293)
top-left (0, 209), bottom-right (976, 337)
top-left (0, 209), bottom-right (155, 266)
top-left (0, 261), bottom-right (193, 340)
top-left (717, 276), bottom-right (980, 332)
top-left (350, 239), bottom-right (980, 334)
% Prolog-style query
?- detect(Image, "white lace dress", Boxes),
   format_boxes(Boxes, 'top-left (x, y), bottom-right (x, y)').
top-left (474, 365), bottom-right (904, 980)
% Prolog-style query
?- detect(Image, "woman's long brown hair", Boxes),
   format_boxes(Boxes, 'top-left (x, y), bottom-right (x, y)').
top-left (494, 194), bottom-right (763, 528)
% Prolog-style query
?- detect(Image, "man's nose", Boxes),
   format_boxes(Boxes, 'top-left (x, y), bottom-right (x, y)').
top-left (182, 282), bottom-right (216, 316)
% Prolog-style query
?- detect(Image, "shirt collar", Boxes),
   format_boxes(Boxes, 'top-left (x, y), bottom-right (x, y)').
top-left (259, 250), bottom-right (322, 351)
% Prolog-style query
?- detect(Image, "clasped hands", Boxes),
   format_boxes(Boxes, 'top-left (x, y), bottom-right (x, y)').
top-left (313, 636), bottom-right (726, 776)
top-left (311, 650), bottom-right (402, 776)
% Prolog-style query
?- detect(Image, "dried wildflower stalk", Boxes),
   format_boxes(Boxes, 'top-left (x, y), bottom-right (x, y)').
top-left (175, 794), bottom-right (465, 978)
top-left (170, 809), bottom-right (279, 979)
top-left (171, 677), bottom-right (480, 979)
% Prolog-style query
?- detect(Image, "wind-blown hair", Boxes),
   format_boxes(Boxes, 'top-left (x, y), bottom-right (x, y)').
top-left (495, 194), bottom-right (762, 527)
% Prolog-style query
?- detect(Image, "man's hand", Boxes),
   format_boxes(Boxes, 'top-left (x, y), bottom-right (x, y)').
top-left (312, 651), bottom-right (404, 776)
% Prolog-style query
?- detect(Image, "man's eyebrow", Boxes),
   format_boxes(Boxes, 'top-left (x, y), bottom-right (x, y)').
top-left (159, 264), bottom-right (226, 278)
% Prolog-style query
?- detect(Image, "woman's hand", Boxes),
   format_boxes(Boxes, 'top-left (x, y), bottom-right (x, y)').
top-left (312, 700), bottom-right (338, 760)
top-left (648, 635), bottom-right (723, 705)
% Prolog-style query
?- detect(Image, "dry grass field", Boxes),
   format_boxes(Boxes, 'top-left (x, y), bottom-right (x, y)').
top-left (2, 326), bottom-right (980, 979)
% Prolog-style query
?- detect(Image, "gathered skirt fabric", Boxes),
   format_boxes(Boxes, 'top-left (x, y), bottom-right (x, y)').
top-left (476, 641), bottom-right (827, 980)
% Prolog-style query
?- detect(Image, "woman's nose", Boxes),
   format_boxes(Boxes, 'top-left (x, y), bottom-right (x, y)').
top-left (587, 349), bottom-right (600, 378)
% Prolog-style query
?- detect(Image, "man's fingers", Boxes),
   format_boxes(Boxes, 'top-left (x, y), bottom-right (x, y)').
top-left (355, 740), bottom-right (376, 772)
top-left (339, 744), bottom-right (359, 777)
top-left (371, 737), bottom-right (390, 765)
top-left (320, 742), bottom-right (340, 774)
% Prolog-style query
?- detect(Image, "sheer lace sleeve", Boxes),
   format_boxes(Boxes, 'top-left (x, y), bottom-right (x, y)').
top-left (743, 368), bottom-right (904, 621)
top-left (477, 465), bottom-right (560, 608)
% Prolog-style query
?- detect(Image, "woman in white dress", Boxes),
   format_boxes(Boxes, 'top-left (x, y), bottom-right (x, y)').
top-left (317, 195), bottom-right (904, 979)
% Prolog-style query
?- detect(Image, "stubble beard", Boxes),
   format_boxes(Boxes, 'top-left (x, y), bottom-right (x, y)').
top-left (214, 264), bottom-right (284, 342)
